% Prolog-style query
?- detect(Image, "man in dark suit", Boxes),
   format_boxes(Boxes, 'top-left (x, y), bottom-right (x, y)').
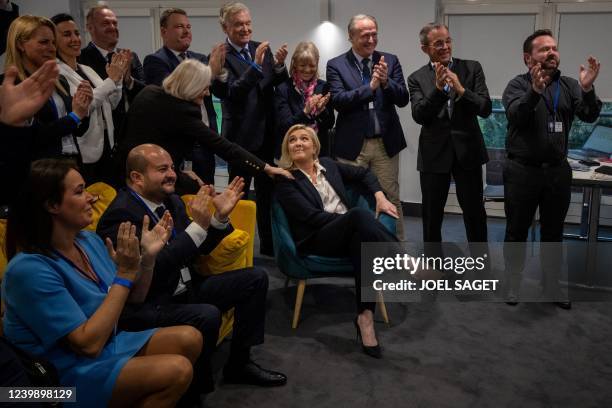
top-left (408, 22), bottom-right (492, 244)
top-left (97, 144), bottom-right (287, 393)
top-left (326, 14), bottom-right (409, 240)
top-left (218, 2), bottom-right (289, 256)
top-left (143, 7), bottom-right (228, 186)
top-left (78, 5), bottom-right (145, 140)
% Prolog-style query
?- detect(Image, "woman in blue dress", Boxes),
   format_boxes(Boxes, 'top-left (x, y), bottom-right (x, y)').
top-left (2, 158), bottom-right (203, 407)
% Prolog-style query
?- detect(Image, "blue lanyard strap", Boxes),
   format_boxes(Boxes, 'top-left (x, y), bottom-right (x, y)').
top-left (234, 48), bottom-right (263, 72)
top-left (128, 189), bottom-right (177, 240)
top-left (542, 79), bottom-right (561, 116)
top-left (52, 244), bottom-right (108, 293)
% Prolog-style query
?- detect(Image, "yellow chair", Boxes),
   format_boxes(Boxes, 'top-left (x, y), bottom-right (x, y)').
top-left (84, 182), bottom-right (117, 232)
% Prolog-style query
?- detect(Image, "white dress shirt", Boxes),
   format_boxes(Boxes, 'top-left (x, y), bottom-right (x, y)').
top-left (299, 162), bottom-right (348, 215)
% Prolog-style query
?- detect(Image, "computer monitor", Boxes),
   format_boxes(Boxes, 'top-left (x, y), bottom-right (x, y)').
top-left (583, 125), bottom-right (612, 155)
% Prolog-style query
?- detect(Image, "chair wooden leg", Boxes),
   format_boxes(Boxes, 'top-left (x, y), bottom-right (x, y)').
top-left (377, 291), bottom-right (390, 324)
top-left (292, 280), bottom-right (306, 329)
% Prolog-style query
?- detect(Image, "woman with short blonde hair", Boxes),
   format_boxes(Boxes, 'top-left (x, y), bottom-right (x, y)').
top-left (162, 59), bottom-right (212, 103)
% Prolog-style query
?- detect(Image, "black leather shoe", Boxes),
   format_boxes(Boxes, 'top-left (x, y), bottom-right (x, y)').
top-left (224, 361), bottom-right (287, 387)
top-left (554, 301), bottom-right (572, 310)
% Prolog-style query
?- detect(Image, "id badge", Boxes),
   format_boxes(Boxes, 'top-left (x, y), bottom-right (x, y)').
top-left (180, 267), bottom-right (192, 283)
top-left (554, 121), bottom-right (563, 133)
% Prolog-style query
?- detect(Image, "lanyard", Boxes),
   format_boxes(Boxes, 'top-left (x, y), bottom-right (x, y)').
top-left (128, 189), bottom-right (177, 240)
top-left (53, 244), bottom-right (108, 293)
top-left (48, 96), bottom-right (59, 119)
top-left (353, 59), bottom-right (370, 85)
top-left (542, 79), bottom-right (561, 117)
top-left (234, 48), bottom-right (262, 72)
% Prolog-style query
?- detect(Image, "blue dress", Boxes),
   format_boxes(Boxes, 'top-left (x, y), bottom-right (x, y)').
top-left (1, 231), bottom-right (156, 408)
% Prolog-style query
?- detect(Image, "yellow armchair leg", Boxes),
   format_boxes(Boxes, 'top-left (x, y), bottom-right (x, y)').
top-left (292, 280), bottom-right (306, 329)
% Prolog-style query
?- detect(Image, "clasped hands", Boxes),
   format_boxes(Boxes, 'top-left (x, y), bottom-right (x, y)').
top-left (369, 55), bottom-right (388, 90)
top-left (433, 62), bottom-right (464, 96)
top-left (303, 93), bottom-right (331, 115)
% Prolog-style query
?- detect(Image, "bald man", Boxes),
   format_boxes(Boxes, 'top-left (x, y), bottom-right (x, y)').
top-left (97, 144), bottom-right (287, 395)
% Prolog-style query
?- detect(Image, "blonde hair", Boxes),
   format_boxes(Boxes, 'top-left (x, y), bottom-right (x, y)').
top-left (289, 41), bottom-right (319, 79)
top-left (279, 124), bottom-right (321, 170)
top-left (219, 2), bottom-right (249, 29)
top-left (162, 59), bottom-right (211, 102)
top-left (4, 15), bottom-right (56, 83)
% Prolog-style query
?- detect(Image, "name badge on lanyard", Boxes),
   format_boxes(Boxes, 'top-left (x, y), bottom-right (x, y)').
top-left (544, 79), bottom-right (563, 134)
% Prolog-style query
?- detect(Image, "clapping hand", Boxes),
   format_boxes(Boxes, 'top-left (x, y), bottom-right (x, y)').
top-left (433, 62), bottom-right (448, 91)
top-left (120, 49), bottom-right (134, 87)
top-left (274, 43), bottom-right (288, 66)
top-left (255, 41), bottom-right (269, 66)
top-left (0, 60), bottom-right (59, 126)
top-left (140, 212), bottom-right (173, 264)
top-left (444, 69), bottom-right (465, 96)
top-left (530, 63), bottom-right (550, 94)
top-left (106, 51), bottom-right (128, 83)
top-left (105, 222), bottom-right (141, 281)
top-left (72, 81), bottom-right (93, 119)
top-left (188, 185), bottom-right (213, 230)
top-left (372, 55), bottom-right (388, 87)
top-left (209, 43), bottom-right (227, 77)
top-left (212, 176), bottom-right (245, 221)
top-left (579, 55), bottom-right (600, 92)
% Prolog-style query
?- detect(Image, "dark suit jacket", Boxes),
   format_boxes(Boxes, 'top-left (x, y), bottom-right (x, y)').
top-left (274, 157), bottom-right (381, 247)
top-left (143, 46), bottom-right (228, 133)
top-left (274, 78), bottom-right (335, 158)
top-left (116, 85), bottom-right (267, 179)
top-left (0, 73), bottom-right (90, 161)
top-left (221, 40), bottom-right (289, 154)
top-left (96, 188), bottom-right (232, 305)
top-left (78, 41), bottom-right (145, 136)
top-left (408, 58), bottom-right (492, 173)
top-left (326, 50), bottom-right (409, 161)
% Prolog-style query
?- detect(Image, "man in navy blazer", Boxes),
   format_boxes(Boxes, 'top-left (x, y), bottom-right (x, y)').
top-left (218, 2), bottom-right (289, 255)
top-left (97, 144), bottom-right (287, 393)
top-left (326, 14), bottom-right (409, 239)
top-left (143, 8), bottom-right (228, 185)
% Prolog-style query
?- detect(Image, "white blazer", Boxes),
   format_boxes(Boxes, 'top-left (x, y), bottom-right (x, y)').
top-left (57, 60), bottom-right (122, 163)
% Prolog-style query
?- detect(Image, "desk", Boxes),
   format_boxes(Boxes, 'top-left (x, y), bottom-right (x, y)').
top-left (567, 164), bottom-right (612, 242)
top-left (567, 164), bottom-right (612, 286)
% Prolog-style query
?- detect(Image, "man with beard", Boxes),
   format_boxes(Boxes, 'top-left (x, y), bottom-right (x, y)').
top-left (502, 29), bottom-right (602, 308)
top-left (97, 144), bottom-right (287, 396)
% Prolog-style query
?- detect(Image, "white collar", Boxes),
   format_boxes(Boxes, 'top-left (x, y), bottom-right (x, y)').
top-left (297, 160), bottom-right (326, 179)
top-left (166, 46), bottom-right (188, 58)
top-left (92, 42), bottom-right (115, 58)
top-left (227, 38), bottom-right (249, 54)
top-left (352, 49), bottom-right (373, 64)
top-left (132, 190), bottom-right (164, 214)
top-left (430, 57), bottom-right (454, 69)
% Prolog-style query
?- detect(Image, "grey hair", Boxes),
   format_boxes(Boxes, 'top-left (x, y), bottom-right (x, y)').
top-left (419, 22), bottom-right (448, 45)
top-left (219, 2), bottom-right (249, 28)
top-left (347, 14), bottom-right (377, 36)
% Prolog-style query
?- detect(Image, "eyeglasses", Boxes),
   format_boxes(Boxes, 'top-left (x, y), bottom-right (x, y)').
top-left (429, 38), bottom-right (452, 50)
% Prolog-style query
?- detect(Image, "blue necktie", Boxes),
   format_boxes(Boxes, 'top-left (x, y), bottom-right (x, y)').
top-left (361, 58), bottom-right (371, 85)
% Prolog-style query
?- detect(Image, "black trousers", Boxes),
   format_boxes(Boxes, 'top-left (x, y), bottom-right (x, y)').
top-left (502, 159), bottom-right (571, 296)
top-left (298, 207), bottom-right (398, 313)
top-left (420, 163), bottom-right (488, 243)
top-left (118, 267), bottom-right (268, 392)
top-left (503, 159), bottom-right (571, 243)
top-left (228, 147), bottom-right (274, 253)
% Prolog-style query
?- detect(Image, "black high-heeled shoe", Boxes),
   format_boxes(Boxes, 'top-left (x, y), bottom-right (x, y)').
top-left (353, 317), bottom-right (382, 359)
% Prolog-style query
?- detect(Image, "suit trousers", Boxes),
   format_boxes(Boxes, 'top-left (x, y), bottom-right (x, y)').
top-left (299, 207), bottom-right (398, 313)
top-left (420, 163), bottom-right (488, 243)
top-left (502, 159), bottom-right (571, 298)
top-left (337, 138), bottom-right (404, 240)
top-left (118, 266), bottom-right (268, 392)
top-left (229, 147), bottom-right (274, 254)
